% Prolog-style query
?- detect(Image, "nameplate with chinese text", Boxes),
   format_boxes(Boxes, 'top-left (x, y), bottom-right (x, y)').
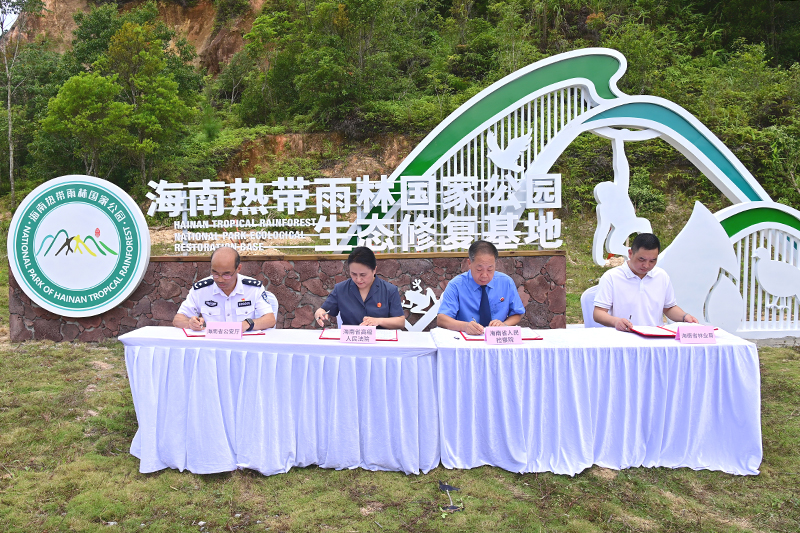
top-left (484, 326), bottom-right (522, 345)
top-left (675, 325), bottom-right (716, 344)
top-left (205, 321), bottom-right (243, 340)
top-left (340, 325), bottom-right (377, 344)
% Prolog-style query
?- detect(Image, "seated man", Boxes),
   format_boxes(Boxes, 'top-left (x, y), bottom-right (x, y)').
top-left (593, 233), bottom-right (698, 331)
top-left (437, 240), bottom-right (526, 335)
top-left (173, 246), bottom-right (278, 332)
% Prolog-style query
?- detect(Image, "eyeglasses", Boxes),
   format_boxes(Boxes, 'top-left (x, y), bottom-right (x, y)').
top-left (211, 273), bottom-right (234, 280)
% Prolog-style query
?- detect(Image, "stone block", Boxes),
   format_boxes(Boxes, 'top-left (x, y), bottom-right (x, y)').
top-left (303, 278), bottom-right (327, 298)
top-left (78, 315), bottom-right (103, 329)
top-left (33, 319), bottom-right (62, 341)
top-left (79, 328), bottom-right (105, 342)
top-left (262, 260), bottom-right (291, 285)
top-left (61, 323), bottom-right (80, 341)
top-left (544, 256), bottom-right (566, 286)
top-left (157, 279), bottom-right (182, 300)
top-left (129, 281), bottom-right (155, 302)
top-left (377, 259), bottom-right (400, 278)
top-left (132, 296), bottom-right (152, 316)
top-left (524, 275), bottom-right (550, 304)
top-left (239, 261), bottom-right (261, 278)
top-left (497, 257), bottom-right (516, 276)
top-left (526, 303), bottom-right (551, 329)
top-left (291, 305), bottom-right (314, 328)
top-left (152, 299), bottom-right (179, 321)
top-left (549, 314), bottom-right (566, 329)
top-left (294, 260), bottom-right (321, 282)
top-left (517, 285), bottom-right (530, 307)
top-left (548, 286), bottom-right (567, 314)
top-left (34, 306), bottom-right (59, 320)
top-left (9, 315), bottom-right (32, 342)
top-left (320, 260), bottom-right (344, 277)
top-left (270, 284), bottom-right (301, 310)
top-left (162, 262), bottom-right (198, 285)
top-left (522, 256), bottom-right (549, 280)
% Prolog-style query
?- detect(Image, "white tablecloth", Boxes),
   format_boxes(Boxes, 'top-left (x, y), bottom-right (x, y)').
top-left (119, 327), bottom-right (439, 476)
top-left (431, 327), bottom-right (762, 476)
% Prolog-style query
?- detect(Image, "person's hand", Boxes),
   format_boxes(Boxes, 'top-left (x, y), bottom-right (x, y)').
top-left (188, 316), bottom-right (205, 331)
top-left (465, 320), bottom-right (484, 335)
top-left (684, 314), bottom-right (699, 324)
top-left (615, 316), bottom-right (632, 332)
top-left (360, 316), bottom-right (380, 327)
top-left (315, 309), bottom-right (330, 327)
top-left (488, 319), bottom-right (505, 327)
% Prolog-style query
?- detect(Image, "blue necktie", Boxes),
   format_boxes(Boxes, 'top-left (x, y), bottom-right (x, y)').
top-left (479, 285), bottom-right (491, 327)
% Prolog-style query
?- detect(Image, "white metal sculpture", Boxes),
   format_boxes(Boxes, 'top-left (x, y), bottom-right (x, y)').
top-left (402, 279), bottom-right (441, 332)
top-left (590, 127), bottom-right (658, 265)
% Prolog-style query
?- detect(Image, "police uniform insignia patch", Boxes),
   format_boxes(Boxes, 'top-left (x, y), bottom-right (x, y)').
top-left (193, 279), bottom-right (214, 290)
top-left (261, 292), bottom-right (268, 302)
top-left (238, 300), bottom-right (252, 307)
top-left (242, 278), bottom-right (262, 287)
top-left (204, 300), bottom-right (218, 307)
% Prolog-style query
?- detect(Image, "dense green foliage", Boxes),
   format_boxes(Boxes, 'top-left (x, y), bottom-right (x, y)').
top-left (0, 0), bottom-right (799, 211)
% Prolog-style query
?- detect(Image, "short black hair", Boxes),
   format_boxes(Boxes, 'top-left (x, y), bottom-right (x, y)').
top-left (468, 240), bottom-right (498, 261)
top-left (630, 233), bottom-right (661, 253)
top-left (210, 246), bottom-right (241, 268)
top-left (347, 246), bottom-right (377, 270)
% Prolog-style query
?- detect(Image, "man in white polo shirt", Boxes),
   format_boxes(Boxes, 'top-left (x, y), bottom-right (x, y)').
top-left (593, 233), bottom-right (698, 331)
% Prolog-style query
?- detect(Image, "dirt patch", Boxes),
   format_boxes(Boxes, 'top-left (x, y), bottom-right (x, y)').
top-left (359, 502), bottom-right (384, 516)
top-left (90, 361), bottom-right (113, 371)
top-left (589, 466), bottom-right (619, 481)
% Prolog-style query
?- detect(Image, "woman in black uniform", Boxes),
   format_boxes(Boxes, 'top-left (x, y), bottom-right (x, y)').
top-left (314, 247), bottom-right (405, 329)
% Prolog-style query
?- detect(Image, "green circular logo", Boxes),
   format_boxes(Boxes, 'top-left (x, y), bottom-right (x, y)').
top-left (8, 175), bottom-right (151, 317)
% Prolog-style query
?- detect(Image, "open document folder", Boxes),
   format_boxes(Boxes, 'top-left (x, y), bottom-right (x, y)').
top-left (630, 322), bottom-right (718, 337)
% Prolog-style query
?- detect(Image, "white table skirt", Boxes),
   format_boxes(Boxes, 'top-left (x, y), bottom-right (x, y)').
top-left (431, 327), bottom-right (762, 476)
top-left (119, 327), bottom-right (440, 476)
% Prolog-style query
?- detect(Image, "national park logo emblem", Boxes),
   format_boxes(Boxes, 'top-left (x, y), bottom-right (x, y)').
top-left (8, 175), bottom-right (151, 317)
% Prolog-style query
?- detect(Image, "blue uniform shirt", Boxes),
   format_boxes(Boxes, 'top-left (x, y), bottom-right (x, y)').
top-left (321, 277), bottom-right (404, 327)
top-left (438, 270), bottom-right (525, 323)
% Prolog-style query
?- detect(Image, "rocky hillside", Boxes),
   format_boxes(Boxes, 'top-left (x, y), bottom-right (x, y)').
top-left (23, 0), bottom-right (253, 73)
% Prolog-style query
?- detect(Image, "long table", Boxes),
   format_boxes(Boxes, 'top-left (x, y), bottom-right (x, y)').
top-left (431, 327), bottom-right (762, 476)
top-left (119, 326), bottom-right (762, 477)
top-left (119, 327), bottom-right (440, 476)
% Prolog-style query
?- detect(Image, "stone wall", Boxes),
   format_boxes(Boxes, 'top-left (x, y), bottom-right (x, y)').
top-left (9, 252), bottom-right (566, 342)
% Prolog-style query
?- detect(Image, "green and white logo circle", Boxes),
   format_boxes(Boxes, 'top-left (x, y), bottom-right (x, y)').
top-left (8, 175), bottom-right (151, 317)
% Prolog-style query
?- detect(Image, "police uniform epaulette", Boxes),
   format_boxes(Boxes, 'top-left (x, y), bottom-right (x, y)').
top-left (193, 279), bottom-right (214, 290)
top-left (242, 278), bottom-right (262, 287)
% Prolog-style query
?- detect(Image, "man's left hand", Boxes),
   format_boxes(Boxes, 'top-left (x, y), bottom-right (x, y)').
top-left (361, 316), bottom-right (380, 327)
top-left (684, 314), bottom-right (699, 324)
top-left (488, 319), bottom-right (505, 327)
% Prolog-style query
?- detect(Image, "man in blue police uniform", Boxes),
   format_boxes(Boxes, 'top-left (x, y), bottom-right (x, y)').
top-left (437, 240), bottom-right (526, 335)
top-left (173, 246), bottom-right (278, 332)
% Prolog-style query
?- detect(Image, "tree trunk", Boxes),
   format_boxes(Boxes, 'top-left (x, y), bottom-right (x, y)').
top-left (3, 44), bottom-right (15, 207)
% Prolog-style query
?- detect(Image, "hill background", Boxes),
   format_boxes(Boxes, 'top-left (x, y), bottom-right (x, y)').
top-left (1, 0), bottom-right (799, 247)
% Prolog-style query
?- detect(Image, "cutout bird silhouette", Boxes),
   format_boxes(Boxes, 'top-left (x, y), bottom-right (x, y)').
top-left (486, 130), bottom-right (532, 173)
top-left (753, 247), bottom-right (800, 311)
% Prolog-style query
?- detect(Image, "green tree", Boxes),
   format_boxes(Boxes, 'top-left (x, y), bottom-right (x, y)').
top-left (0, 0), bottom-right (44, 206)
top-left (41, 72), bottom-right (132, 177)
top-left (98, 22), bottom-right (191, 188)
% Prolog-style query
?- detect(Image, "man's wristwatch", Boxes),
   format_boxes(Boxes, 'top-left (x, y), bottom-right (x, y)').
top-left (245, 318), bottom-right (255, 332)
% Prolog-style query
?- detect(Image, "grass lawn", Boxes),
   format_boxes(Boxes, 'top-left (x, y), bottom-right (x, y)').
top-left (1, 211), bottom-right (799, 532)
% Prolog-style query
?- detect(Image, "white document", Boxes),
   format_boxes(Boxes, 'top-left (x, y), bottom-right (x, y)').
top-left (659, 322), bottom-right (711, 334)
top-left (520, 327), bottom-right (543, 339)
top-left (630, 325), bottom-right (674, 337)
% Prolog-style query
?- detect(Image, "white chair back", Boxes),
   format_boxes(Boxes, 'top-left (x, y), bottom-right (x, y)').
top-left (581, 285), bottom-right (602, 328)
